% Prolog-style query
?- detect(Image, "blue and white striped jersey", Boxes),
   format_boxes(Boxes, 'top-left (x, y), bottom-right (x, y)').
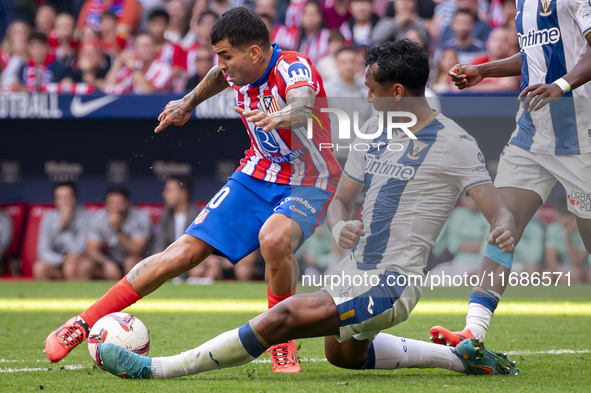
top-left (343, 113), bottom-right (492, 276)
top-left (511, 0), bottom-right (591, 155)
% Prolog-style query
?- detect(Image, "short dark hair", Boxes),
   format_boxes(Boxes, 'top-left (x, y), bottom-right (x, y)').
top-left (53, 181), bottom-right (77, 197)
top-left (105, 186), bottom-right (130, 200)
top-left (28, 32), bottom-right (48, 44)
top-left (210, 6), bottom-right (270, 48)
top-left (364, 39), bottom-right (429, 96)
top-left (169, 176), bottom-right (193, 199)
top-left (148, 8), bottom-right (170, 23)
top-left (135, 30), bottom-right (156, 43)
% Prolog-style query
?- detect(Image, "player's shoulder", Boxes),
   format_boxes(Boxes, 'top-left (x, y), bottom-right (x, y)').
top-left (433, 113), bottom-right (478, 146)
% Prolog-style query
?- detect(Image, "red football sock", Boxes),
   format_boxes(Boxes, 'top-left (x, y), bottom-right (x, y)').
top-left (267, 287), bottom-right (296, 309)
top-left (79, 277), bottom-right (142, 327)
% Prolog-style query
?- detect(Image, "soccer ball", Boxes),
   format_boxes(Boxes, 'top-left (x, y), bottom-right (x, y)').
top-left (87, 312), bottom-right (150, 370)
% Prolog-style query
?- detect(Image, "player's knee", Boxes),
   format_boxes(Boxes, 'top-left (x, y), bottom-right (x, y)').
top-left (259, 227), bottom-right (291, 262)
top-left (324, 348), bottom-right (366, 370)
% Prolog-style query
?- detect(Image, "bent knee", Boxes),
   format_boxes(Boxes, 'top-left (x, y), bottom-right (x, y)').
top-left (259, 229), bottom-right (291, 258)
top-left (325, 348), bottom-right (367, 370)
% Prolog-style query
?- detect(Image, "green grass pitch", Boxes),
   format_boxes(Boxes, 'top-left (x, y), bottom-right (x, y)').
top-left (0, 281), bottom-right (589, 392)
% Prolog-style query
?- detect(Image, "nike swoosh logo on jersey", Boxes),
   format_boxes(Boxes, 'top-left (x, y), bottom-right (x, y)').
top-left (290, 205), bottom-right (308, 217)
top-left (70, 95), bottom-right (119, 118)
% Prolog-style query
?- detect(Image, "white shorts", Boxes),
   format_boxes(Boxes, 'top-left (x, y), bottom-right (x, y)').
top-left (495, 144), bottom-right (591, 219)
top-left (322, 255), bottom-right (422, 342)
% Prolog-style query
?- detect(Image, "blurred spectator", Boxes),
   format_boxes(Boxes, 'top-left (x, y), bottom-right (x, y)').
top-left (438, 9), bottom-right (486, 64)
top-left (33, 182), bottom-right (90, 281)
top-left (489, 0), bottom-right (516, 30)
top-left (152, 176), bottom-right (200, 254)
top-left (181, 0), bottom-right (211, 49)
top-left (81, 187), bottom-right (151, 280)
top-left (321, 0), bottom-right (351, 30)
top-left (372, 0), bottom-right (429, 46)
top-left (165, 0), bottom-right (189, 44)
top-left (147, 9), bottom-right (187, 91)
top-left (339, 0), bottom-right (378, 47)
top-left (13, 32), bottom-right (55, 92)
top-left (275, 1), bottom-right (330, 63)
top-left (103, 32), bottom-right (173, 93)
top-left (0, 209), bottom-right (12, 258)
top-left (432, 48), bottom-right (458, 93)
top-left (511, 218), bottom-right (544, 275)
top-left (49, 13), bottom-right (77, 64)
top-left (185, 46), bottom-right (213, 90)
top-left (99, 11), bottom-right (128, 56)
top-left (57, 40), bottom-right (111, 89)
top-left (0, 20), bottom-right (32, 88)
top-left (211, 0), bottom-right (235, 16)
top-left (385, 0), bottom-right (435, 21)
top-left (468, 27), bottom-right (519, 91)
top-left (436, 0), bottom-right (490, 48)
top-left (182, 10), bottom-right (217, 71)
top-left (255, 0), bottom-right (278, 25)
top-left (35, 4), bottom-right (57, 37)
top-left (315, 29), bottom-right (345, 77)
top-left (430, 194), bottom-right (489, 279)
top-left (545, 202), bottom-right (591, 285)
top-left (284, 0), bottom-right (306, 27)
top-left (77, 0), bottom-right (142, 36)
top-left (259, 13), bottom-right (275, 37)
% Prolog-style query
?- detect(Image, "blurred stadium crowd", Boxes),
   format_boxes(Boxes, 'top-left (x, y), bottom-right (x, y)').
top-left (1, 179), bottom-right (590, 284)
top-left (0, 0), bottom-right (521, 94)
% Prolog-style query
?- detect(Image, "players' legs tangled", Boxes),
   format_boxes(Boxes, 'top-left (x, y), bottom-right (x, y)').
top-left (44, 234), bottom-right (214, 362)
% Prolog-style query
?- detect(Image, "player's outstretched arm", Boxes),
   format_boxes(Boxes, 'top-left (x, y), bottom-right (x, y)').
top-left (155, 66), bottom-right (229, 133)
top-left (234, 86), bottom-right (315, 132)
top-left (467, 183), bottom-right (515, 253)
top-left (327, 175), bottom-right (365, 249)
top-left (449, 53), bottom-right (522, 90)
top-left (519, 34), bottom-right (591, 112)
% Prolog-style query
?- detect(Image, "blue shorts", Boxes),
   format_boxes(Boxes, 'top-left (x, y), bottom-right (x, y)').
top-left (185, 172), bottom-right (333, 264)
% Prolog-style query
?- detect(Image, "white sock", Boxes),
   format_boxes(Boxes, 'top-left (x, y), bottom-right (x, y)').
top-left (151, 328), bottom-right (255, 379)
top-left (465, 303), bottom-right (493, 341)
top-left (370, 333), bottom-right (465, 373)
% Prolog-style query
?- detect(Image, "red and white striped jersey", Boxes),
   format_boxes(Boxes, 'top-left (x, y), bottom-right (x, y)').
top-left (230, 44), bottom-right (341, 191)
top-left (104, 59), bottom-right (173, 94)
top-left (157, 42), bottom-right (186, 72)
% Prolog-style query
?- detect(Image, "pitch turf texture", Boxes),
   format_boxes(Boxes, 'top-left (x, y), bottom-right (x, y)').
top-left (1, 282), bottom-right (589, 392)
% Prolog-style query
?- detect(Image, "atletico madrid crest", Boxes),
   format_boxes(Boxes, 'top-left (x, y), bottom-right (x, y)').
top-left (262, 95), bottom-right (279, 113)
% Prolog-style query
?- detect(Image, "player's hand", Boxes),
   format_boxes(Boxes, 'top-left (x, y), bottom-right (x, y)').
top-left (518, 83), bottom-right (563, 112)
top-left (337, 220), bottom-right (365, 249)
top-left (155, 99), bottom-right (192, 133)
top-left (487, 226), bottom-right (515, 254)
top-left (234, 107), bottom-right (279, 132)
top-left (448, 64), bottom-right (483, 90)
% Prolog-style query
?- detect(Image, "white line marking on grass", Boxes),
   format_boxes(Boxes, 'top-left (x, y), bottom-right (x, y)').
top-left (0, 365), bottom-right (86, 373)
top-left (2, 349), bottom-right (588, 372)
top-left (506, 349), bottom-right (591, 356)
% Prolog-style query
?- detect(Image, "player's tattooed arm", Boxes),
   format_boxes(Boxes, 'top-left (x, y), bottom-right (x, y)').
top-left (327, 176), bottom-right (365, 249)
top-left (468, 183), bottom-right (516, 254)
top-left (155, 66), bottom-right (229, 133)
top-left (234, 86), bottom-right (316, 132)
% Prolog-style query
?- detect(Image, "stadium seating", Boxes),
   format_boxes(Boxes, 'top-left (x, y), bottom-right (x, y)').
top-left (20, 204), bottom-right (55, 278)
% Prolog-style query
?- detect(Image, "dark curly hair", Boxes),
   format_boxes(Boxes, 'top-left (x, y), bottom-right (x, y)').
top-left (364, 39), bottom-right (430, 96)
top-left (210, 6), bottom-right (270, 49)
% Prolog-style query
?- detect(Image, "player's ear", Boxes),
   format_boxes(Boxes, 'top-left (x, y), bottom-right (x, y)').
top-left (391, 83), bottom-right (405, 99)
top-left (248, 44), bottom-right (261, 64)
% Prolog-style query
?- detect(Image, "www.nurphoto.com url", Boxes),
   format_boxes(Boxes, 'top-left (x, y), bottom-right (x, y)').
top-left (302, 271), bottom-right (571, 291)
